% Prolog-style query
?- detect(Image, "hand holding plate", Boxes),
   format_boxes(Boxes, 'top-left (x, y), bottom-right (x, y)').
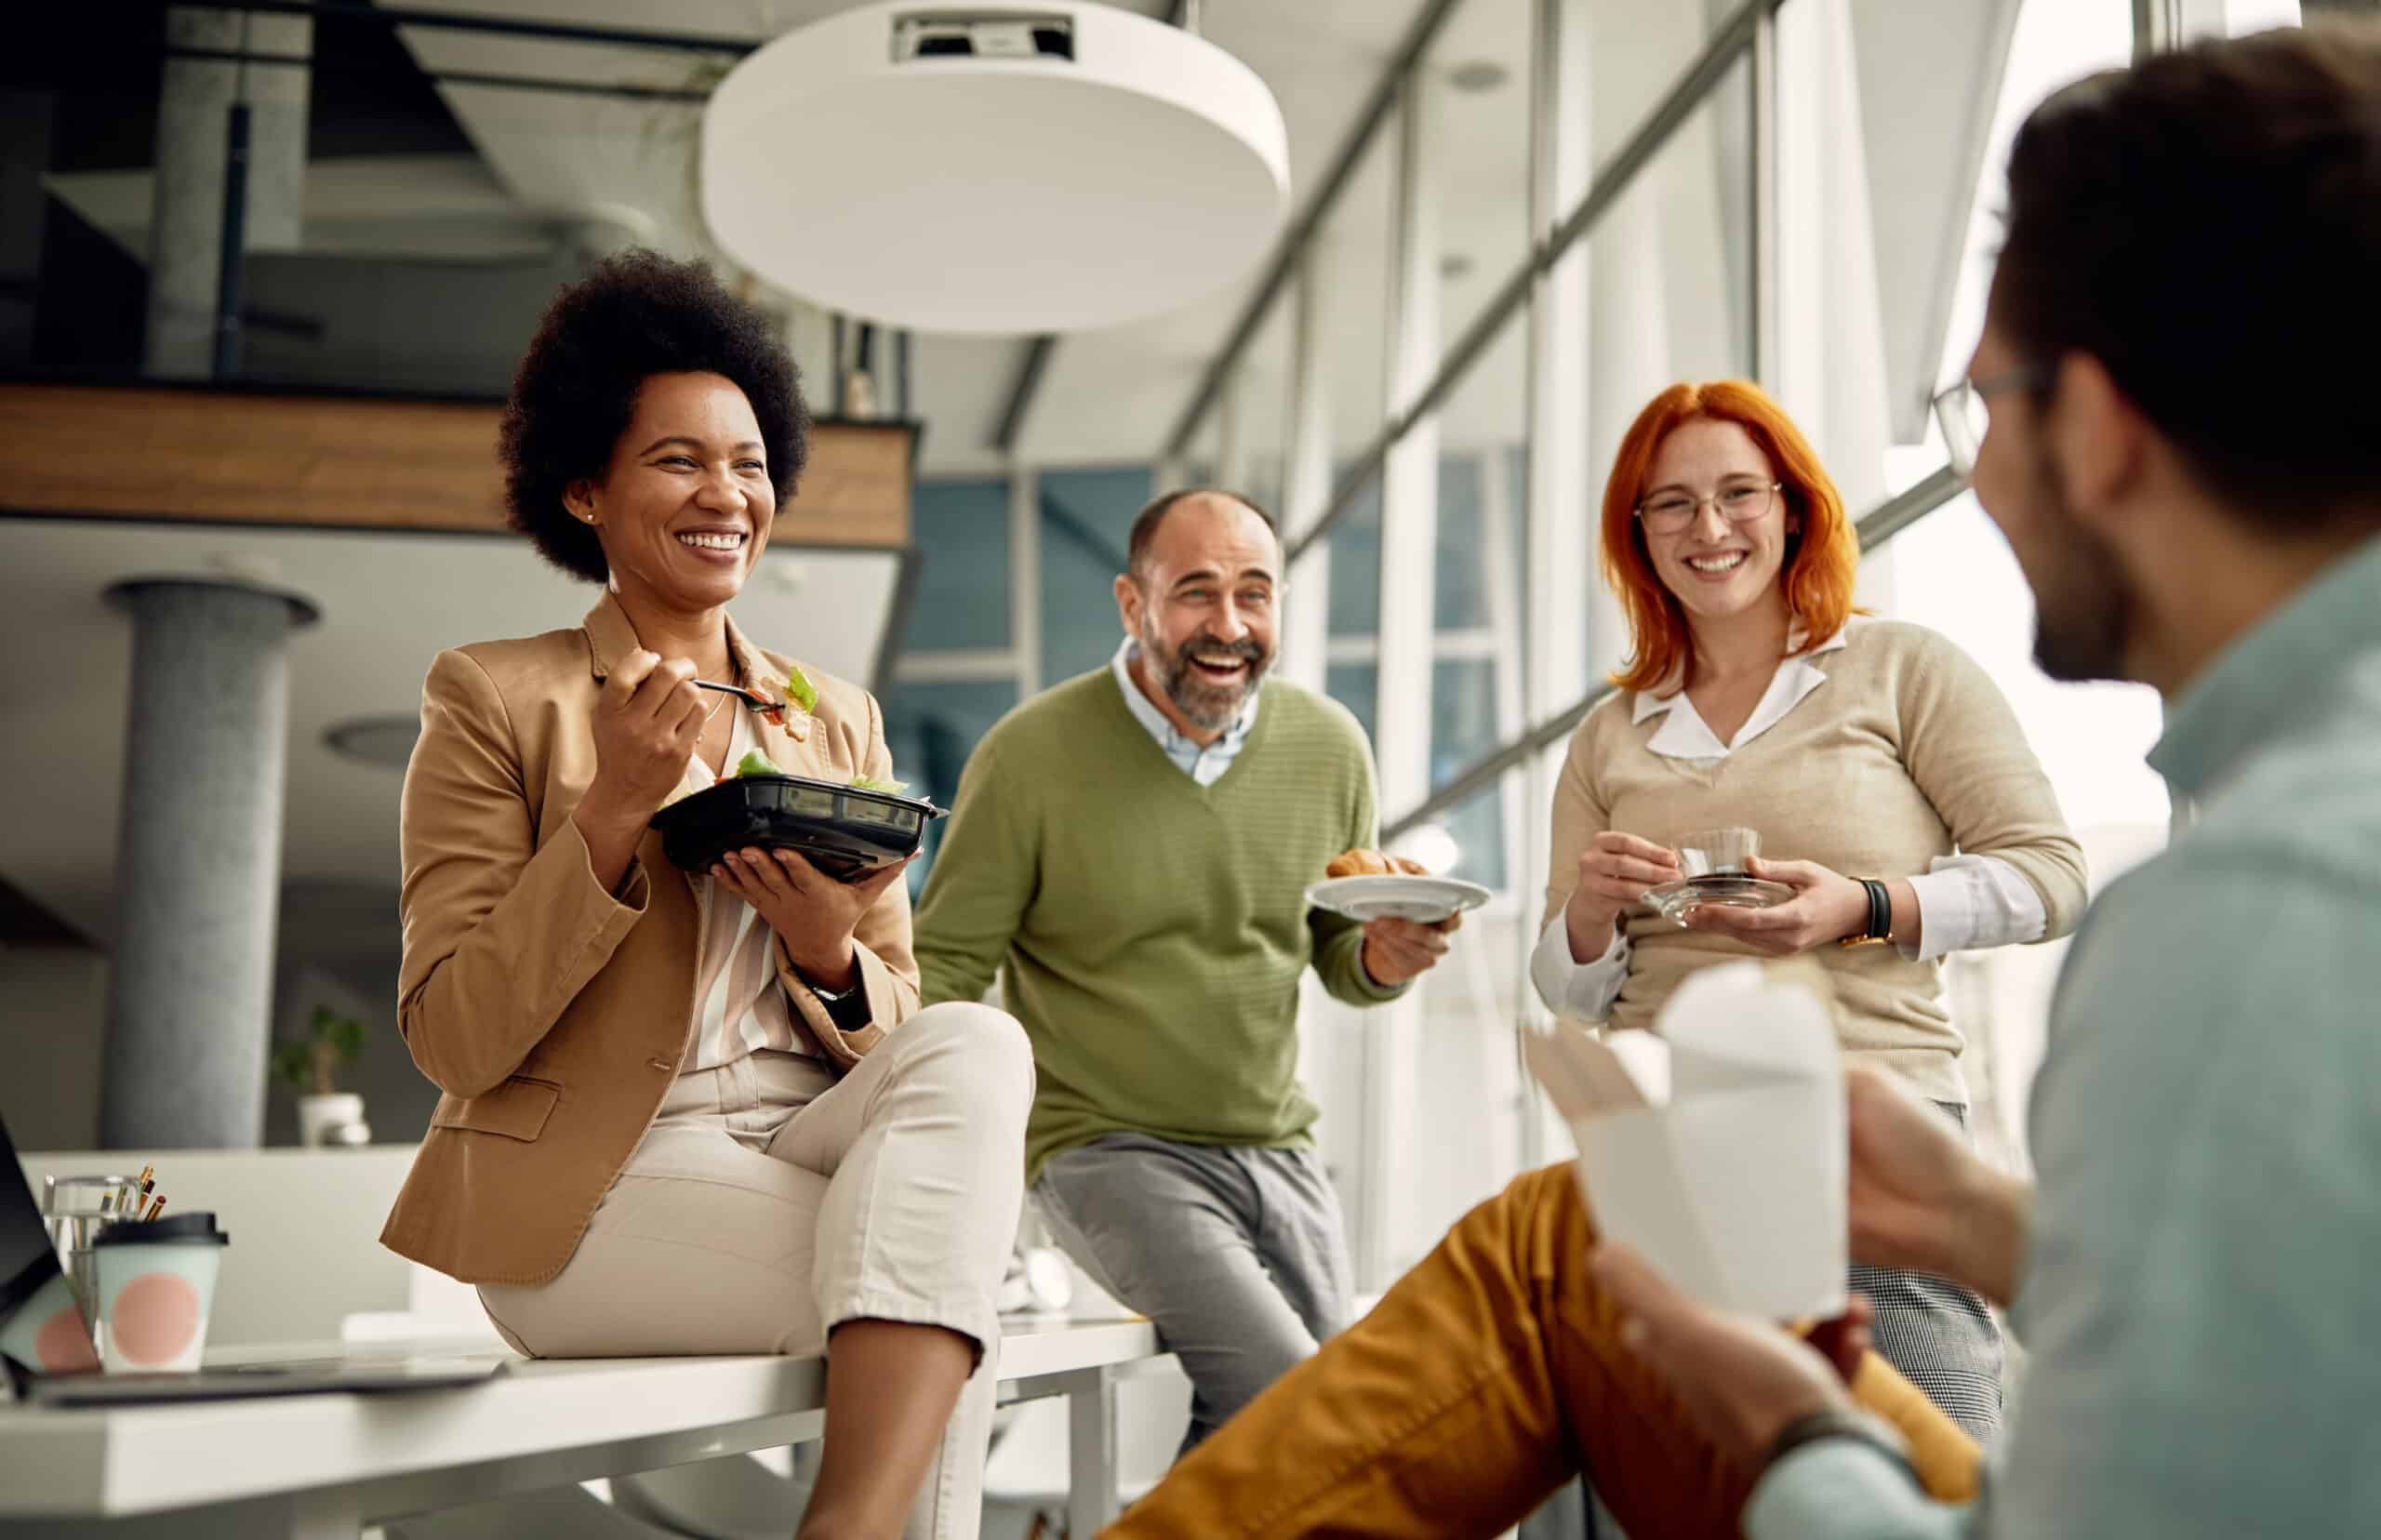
top-left (1361, 913), bottom-right (1460, 986)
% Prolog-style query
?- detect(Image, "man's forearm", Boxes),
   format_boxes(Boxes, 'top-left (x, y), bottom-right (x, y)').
top-left (1952, 1167), bottom-right (2033, 1309)
top-left (1319, 923), bottom-right (1402, 1004)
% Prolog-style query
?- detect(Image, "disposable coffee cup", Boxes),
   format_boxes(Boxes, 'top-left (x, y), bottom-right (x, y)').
top-left (90, 1213), bottom-right (230, 1374)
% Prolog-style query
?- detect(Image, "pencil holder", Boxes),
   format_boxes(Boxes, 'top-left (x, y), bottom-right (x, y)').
top-left (39, 1173), bottom-right (139, 1330)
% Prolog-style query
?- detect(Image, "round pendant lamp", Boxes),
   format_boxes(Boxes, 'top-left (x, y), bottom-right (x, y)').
top-left (700, 2), bottom-right (1291, 335)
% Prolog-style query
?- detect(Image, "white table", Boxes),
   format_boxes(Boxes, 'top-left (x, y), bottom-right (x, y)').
top-left (0, 1315), bottom-right (1166, 1538)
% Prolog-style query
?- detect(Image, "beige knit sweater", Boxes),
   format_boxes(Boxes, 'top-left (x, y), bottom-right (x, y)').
top-left (1541, 620), bottom-right (2089, 1102)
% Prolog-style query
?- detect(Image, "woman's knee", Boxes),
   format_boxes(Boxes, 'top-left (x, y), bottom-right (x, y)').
top-left (890, 1001), bottom-right (1035, 1107)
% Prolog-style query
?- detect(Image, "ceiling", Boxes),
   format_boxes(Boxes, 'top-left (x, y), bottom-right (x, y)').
top-left (4, 0), bottom-right (1506, 978)
top-left (0, 516), bottom-right (903, 960)
top-left (385, 0), bottom-right (1495, 474)
top-left (39, 0), bottom-right (1536, 475)
top-left (27, 0), bottom-right (2021, 475)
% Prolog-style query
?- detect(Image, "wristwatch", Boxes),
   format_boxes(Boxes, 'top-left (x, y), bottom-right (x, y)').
top-left (1836, 878), bottom-right (1893, 949)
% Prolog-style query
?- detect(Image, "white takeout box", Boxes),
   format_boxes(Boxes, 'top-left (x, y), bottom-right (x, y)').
top-left (1524, 959), bottom-right (1846, 1320)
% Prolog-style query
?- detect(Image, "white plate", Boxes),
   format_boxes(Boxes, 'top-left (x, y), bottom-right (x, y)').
top-left (1305, 874), bottom-right (1493, 924)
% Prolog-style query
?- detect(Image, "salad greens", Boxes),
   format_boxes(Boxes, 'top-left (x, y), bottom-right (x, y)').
top-left (727, 750), bottom-right (909, 799)
top-left (780, 667), bottom-right (818, 716)
top-left (735, 748), bottom-right (786, 778)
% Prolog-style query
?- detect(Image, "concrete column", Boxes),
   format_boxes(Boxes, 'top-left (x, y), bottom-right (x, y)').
top-left (101, 580), bottom-right (317, 1149)
top-left (145, 7), bottom-right (311, 379)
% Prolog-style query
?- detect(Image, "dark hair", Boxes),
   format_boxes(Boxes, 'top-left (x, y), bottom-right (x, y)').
top-left (499, 250), bottom-right (811, 582)
top-left (1995, 22), bottom-right (2381, 527)
top-left (1125, 488), bottom-right (1282, 578)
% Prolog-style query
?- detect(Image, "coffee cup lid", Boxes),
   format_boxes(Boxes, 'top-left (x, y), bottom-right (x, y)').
top-left (93, 1212), bottom-right (228, 1247)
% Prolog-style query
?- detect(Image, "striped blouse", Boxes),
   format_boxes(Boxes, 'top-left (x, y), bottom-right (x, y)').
top-left (680, 704), bottom-right (819, 1071)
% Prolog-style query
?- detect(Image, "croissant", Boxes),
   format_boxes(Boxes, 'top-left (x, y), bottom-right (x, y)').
top-left (1326, 847), bottom-right (1428, 879)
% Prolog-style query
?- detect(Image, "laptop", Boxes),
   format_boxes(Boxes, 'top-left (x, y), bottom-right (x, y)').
top-left (0, 1111), bottom-right (503, 1407)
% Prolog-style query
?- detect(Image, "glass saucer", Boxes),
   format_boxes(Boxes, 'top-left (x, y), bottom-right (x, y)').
top-left (1644, 873), bottom-right (1795, 924)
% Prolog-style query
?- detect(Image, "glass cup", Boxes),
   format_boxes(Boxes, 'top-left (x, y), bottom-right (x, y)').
top-left (40, 1173), bottom-right (140, 1330)
top-left (1671, 827), bottom-right (1762, 879)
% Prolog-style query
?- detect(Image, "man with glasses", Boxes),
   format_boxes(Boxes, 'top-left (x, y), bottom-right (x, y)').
top-left (1103, 23), bottom-right (2381, 1538)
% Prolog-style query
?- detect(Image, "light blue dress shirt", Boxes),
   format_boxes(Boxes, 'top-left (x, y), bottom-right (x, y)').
top-left (1109, 637), bottom-right (1258, 787)
top-left (1748, 533), bottom-right (2381, 1539)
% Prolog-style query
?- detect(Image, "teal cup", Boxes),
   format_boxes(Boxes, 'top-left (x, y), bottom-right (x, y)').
top-left (90, 1213), bottom-right (230, 1374)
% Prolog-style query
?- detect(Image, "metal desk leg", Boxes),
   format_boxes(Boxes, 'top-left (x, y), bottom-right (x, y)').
top-left (1061, 1364), bottom-right (1121, 1535)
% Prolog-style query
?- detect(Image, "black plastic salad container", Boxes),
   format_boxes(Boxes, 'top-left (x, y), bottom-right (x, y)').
top-left (648, 774), bottom-right (947, 882)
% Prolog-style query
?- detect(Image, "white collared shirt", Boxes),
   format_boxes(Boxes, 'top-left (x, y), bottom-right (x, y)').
top-left (1529, 623), bottom-right (2050, 1021)
top-left (1110, 637), bottom-right (1259, 787)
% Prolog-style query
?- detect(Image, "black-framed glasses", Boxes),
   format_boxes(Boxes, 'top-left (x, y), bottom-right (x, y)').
top-left (1633, 481), bottom-right (1781, 536)
top-left (1933, 363), bottom-right (2056, 478)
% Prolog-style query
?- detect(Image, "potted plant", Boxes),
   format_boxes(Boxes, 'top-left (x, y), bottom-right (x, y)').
top-left (272, 1006), bottom-right (373, 1148)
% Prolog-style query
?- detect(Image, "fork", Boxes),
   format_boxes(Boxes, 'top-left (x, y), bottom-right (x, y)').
top-left (693, 679), bottom-right (777, 711)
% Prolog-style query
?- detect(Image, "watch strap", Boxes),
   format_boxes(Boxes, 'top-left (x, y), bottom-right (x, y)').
top-left (1839, 877), bottom-right (1894, 949)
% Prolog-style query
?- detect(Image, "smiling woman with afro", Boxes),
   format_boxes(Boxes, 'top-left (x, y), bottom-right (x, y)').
top-left (381, 248), bottom-right (1034, 1540)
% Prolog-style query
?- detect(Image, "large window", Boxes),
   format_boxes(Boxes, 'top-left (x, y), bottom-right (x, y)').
top-left (877, 0), bottom-right (2199, 1277)
top-left (903, 480), bottom-right (1011, 656)
top-left (1889, 0), bottom-right (2159, 1161)
top-left (1038, 467), bottom-right (1152, 687)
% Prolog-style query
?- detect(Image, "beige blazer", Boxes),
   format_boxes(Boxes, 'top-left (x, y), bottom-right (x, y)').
top-left (379, 592), bottom-right (920, 1285)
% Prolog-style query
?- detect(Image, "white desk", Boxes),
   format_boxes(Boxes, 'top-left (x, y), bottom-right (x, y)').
top-left (0, 1315), bottom-right (1166, 1538)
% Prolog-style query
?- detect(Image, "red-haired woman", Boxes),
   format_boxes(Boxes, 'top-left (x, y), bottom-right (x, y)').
top-left (1528, 380), bottom-right (2088, 1439)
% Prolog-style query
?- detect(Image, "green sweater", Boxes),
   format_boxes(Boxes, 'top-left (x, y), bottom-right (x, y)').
top-left (913, 668), bottom-right (1402, 1181)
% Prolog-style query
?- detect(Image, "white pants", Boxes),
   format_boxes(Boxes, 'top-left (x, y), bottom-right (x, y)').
top-left (479, 1002), bottom-right (1034, 1540)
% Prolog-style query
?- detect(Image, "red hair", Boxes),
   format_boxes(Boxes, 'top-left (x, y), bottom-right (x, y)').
top-left (1599, 380), bottom-right (1861, 695)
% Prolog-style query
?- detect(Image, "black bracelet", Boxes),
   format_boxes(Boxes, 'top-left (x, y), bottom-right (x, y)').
top-left (1759, 1408), bottom-right (1922, 1490)
top-left (1863, 877), bottom-right (1892, 941)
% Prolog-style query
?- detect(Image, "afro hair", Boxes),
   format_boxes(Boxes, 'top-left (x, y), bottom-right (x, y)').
top-left (499, 250), bottom-right (811, 583)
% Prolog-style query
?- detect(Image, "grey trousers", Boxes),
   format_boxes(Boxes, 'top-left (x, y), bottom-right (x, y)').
top-left (1849, 1102), bottom-right (2005, 1441)
top-left (1034, 1132), bottom-right (1351, 1455)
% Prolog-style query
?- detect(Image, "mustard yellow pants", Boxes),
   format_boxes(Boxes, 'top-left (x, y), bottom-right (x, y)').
top-left (1107, 1162), bottom-right (1978, 1539)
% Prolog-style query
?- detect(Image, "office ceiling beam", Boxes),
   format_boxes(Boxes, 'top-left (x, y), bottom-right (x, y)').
top-left (990, 336), bottom-right (1057, 455)
top-left (1162, 0), bottom-right (1468, 458)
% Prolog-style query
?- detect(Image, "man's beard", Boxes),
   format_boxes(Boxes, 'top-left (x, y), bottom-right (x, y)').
top-left (1141, 617), bottom-right (1270, 730)
top-left (2024, 445), bottom-right (2135, 684)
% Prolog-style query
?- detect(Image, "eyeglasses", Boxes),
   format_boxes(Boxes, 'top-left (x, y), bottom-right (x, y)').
top-left (1932, 363), bottom-right (2056, 479)
top-left (1634, 482), bottom-right (1781, 536)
